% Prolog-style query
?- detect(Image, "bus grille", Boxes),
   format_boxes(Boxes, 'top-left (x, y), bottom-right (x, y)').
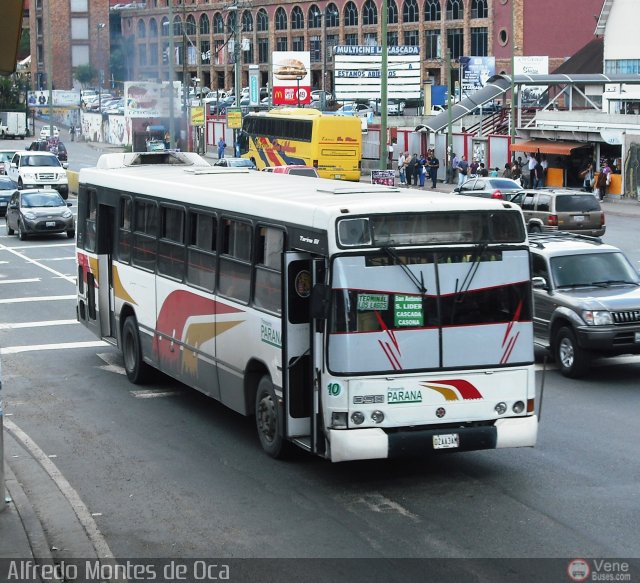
top-left (612, 310), bottom-right (640, 324)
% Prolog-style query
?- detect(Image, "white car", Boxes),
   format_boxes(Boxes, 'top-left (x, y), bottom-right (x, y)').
top-left (6, 151), bottom-right (69, 199)
top-left (336, 102), bottom-right (374, 118)
top-left (368, 98), bottom-right (406, 116)
top-left (39, 125), bottom-right (60, 139)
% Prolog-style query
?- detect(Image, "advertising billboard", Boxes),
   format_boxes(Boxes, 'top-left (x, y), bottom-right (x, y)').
top-left (272, 51), bottom-right (311, 106)
top-left (333, 46), bottom-right (421, 102)
top-left (459, 56), bottom-right (496, 97)
top-left (28, 90), bottom-right (81, 108)
top-left (514, 56), bottom-right (549, 106)
top-left (124, 81), bottom-right (181, 118)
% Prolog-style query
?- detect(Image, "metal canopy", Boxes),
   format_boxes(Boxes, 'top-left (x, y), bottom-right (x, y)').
top-left (510, 140), bottom-right (591, 156)
top-left (417, 73), bottom-right (640, 134)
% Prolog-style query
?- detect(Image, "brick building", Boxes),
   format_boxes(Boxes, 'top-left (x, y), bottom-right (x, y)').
top-left (113, 0), bottom-right (604, 95)
top-left (29, 0), bottom-right (110, 90)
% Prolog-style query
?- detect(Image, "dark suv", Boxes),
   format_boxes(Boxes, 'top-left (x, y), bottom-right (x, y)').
top-left (529, 232), bottom-right (640, 377)
top-left (509, 188), bottom-right (605, 236)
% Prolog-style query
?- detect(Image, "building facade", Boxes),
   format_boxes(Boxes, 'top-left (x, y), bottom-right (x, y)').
top-left (116, 0), bottom-right (604, 96)
top-left (29, 0), bottom-right (110, 91)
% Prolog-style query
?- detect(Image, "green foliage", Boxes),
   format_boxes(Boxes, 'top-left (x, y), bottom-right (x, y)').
top-left (0, 76), bottom-right (21, 109)
top-left (73, 64), bottom-right (98, 88)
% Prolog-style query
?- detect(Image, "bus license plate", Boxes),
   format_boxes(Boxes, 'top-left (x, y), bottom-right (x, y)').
top-left (433, 433), bottom-right (459, 449)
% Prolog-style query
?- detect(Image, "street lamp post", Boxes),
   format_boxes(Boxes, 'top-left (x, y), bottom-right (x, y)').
top-left (46, 0), bottom-right (53, 141)
top-left (97, 23), bottom-right (106, 129)
top-left (167, 2), bottom-right (176, 150)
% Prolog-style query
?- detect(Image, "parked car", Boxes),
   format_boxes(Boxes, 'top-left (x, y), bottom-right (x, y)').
top-left (369, 98), bottom-right (406, 116)
top-left (336, 102), bottom-right (374, 117)
top-left (39, 125), bottom-right (59, 139)
top-left (5, 188), bottom-right (75, 240)
top-left (454, 177), bottom-right (523, 200)
top-left (263, 165), bottom-right (319, 177)
top-left (508, 188), bottom-right (605, 236)
top-left (0, 175), bottom-right (18, 216)
top-left (6, 151), bottom-right (69, 198)
top-left (213, 157), bottom-right (257, 169)
top-left (528, 231), bottom-right (640, 377)
top-left (0, 149), bottom-right (18, 174)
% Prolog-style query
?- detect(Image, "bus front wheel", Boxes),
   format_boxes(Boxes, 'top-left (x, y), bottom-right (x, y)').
top-left (255, 376), bottom-right (288, 458)
top-left (122, 316), bottom-right (152, 384)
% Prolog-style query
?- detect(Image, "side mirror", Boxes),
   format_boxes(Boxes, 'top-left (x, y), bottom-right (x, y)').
top-left (531, 276), bottom-right (548, 290)
top-left (62, 162), bottom-right (69, 169)
top-left (10, 162), bottom-right (17, 168)
top-left (67, 202), bottom-right (72, 207)
top-left (311, 283), bottom-right (330, 320)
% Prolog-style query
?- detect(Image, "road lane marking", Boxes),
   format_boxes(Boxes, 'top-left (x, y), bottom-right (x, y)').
top-left (0, 294), bottom-right (76, 304)
top-left (97, 352), bottom-right (126, 375)
top-left (0, 278), bottom-right (41, 284)
top-left (0, 243), bottom-right (76, 283)
top-left (32, 257), bottom-right (75, 261)
top-left (1, 242), bottom-right (75, 249)
top-left (0, 341), bottom-right (108, 354)
top-left (0, 319), bottom-right (78, 330)
top-left (130, 390), bottom-right (182, 399)
top-left (4, 419), bottom-right (116, 560)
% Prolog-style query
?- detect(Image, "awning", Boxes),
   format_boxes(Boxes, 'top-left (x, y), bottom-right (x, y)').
top-left (510, 140), bottom-right (590, 156)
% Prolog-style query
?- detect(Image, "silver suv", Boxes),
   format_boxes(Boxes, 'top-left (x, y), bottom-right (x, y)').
top-left (529, 232), bottom-right (640, 377)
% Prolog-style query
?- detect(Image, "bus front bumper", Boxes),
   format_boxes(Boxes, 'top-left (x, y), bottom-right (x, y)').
top-left (328, 415), bottom-right (538, 463)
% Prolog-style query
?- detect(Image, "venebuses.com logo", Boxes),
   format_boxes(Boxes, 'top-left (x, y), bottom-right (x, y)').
top-left (567, 558), bottom-right (632, 582)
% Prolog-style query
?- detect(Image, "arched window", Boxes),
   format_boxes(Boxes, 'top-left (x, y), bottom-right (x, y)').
top-left (242, 11), bottom-right (253, 32)
top-left (308, 5), bottom-right (321, 28)
top-left (257, 9), bottom-right (268, 32)
top-left (149, 18), bottom-right (158, 37)
top-left (199, 14), bottom-right (209, 35)
top-left (173, 15), bottom-right (182, 36)
top-left (424, 0), bottom-right (441, 21)
top-left (291, 6), bottom-right (304, 30)
top-left (185, 14), bottom-right (196, 36)
top-left (161, 16), bottom-right (169, 36)
top-left (326, 3), bottom-right (339, 27)
top-left (137, 19), bottom-right (146, 38)
top-left (447, 0), bottom-right (464, 20)
top-left (403, 0), bottom-right (418, 23)
top-left (226, 12), bottom-right (236, 34)
top-left (213, 13), bottom-right (224, 34)
top-left (388, 0), bottom-right (398, 24)
top-left (471, 0), bottom-right (487, 18)
top-left (275, 7), bottom-right (287, 31)
top-left (363, 0), bottom-right (377, 25)
top-left (344, 2), bottom-right (358, 26)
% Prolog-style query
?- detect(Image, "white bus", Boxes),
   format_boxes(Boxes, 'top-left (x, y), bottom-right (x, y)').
top-left (76, 151), bottom-right (538, 462)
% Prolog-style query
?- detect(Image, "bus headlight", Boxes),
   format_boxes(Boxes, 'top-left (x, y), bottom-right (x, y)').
top-left (495, 402), bottom-right (507, 415)
top-left (331, 412), bottom-right (347, 428)
top-left (371, 410), bottom-right (385, 424)
top-left (582, 310), bottom-right (613, 325)
top-left (512, 401), bottom-right (525, 414)
top-left (350, 411), bottom-right (365, 425)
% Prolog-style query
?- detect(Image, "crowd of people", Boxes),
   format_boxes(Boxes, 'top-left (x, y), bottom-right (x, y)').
top-left (397, 150), bottom-right (440, 188)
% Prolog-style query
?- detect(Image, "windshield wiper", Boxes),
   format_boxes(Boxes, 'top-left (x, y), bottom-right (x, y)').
top-left (382, 246), bottom-right (427, 295)
top-left (590, 279), bottom-right (639, 286)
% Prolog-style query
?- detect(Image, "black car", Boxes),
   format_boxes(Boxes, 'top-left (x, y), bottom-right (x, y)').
top-left (5, 188), bottom-right (75, 240)
top-left (0, 175), bottom-right (18, 216)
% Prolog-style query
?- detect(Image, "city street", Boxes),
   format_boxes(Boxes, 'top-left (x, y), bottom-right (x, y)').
top-left (1, 134), bottom-right (639, 581)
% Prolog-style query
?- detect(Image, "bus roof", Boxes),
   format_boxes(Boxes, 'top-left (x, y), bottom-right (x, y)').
top-left (80, 153), bottom-right (516, 230)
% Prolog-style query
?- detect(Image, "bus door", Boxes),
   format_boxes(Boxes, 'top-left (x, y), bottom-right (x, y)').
top-left (283, 252), bottom-right (316, 448)
top-left (96, 204), bottom-right (116, 340)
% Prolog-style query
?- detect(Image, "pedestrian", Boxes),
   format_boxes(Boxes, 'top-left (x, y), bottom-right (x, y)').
top-left (398, 151), bottom-right (408, 185)
top-left (541, 154), bottom-right (548, 182)
top-left (217, 137), bottom-right (226, 159)
top-left (579, 161), bottom-right (594, 192)
top-left (595, 159), bottom-right (612, 201)
top-left (406, 154), bottom-right (418, 186)
top-left (527, 153), bottom-right (537, 189)
top-left (428, 151), bottom-right (440, 188)
top-left (457, 155), bottom-right (469, 186)
top-left (478, 162), bottom-right (489, 177)
top-left (70, 124), bottom-right (75, 142)
top-left (417, 153), bottom-right (427, 188)
top-left (502, 162), bottom-right (513, 179)
top-left (448, 152), bottom-right (459, 184)
top-left (511, 159), bottom-right (522, 185)
top-left (489, 167), bottom-right (499, 177)
top-left (533, 155), bottom-right (544, 188)
top-left (469, 158), bottom-right (479, 178)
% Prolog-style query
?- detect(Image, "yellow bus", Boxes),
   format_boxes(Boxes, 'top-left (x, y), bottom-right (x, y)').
top-left (238, 108), bottom-right (362, 181)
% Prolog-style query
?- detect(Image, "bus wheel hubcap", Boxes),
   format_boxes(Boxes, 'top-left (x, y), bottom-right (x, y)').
top-left (258, 395), bottom-right (276, 443)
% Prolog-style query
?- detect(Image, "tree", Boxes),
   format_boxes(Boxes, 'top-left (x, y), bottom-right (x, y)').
top-left (73, 64), bottom-right (98, 88)
top-left (0, 76), bottom-right (21, 109)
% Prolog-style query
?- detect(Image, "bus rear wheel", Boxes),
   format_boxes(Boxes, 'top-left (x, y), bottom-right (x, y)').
top-left (255, 376), bottom-right (288, 459)
top-left (122, 316), bottom-right (152, 384)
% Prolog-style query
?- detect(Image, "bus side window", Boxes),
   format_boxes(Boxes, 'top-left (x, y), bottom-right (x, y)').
top-left (254, 226), bottom-right (283, 314)
top-left (219, 218), bottom-right (252, 303)
top-left (132, 198), bottom-right (158, 272)
top-left (158, 204), bottom-right (186, 281)
top-left (85, 189), bottom-right (98, 252)
top-left (118, 196), bottom-right (133, 264)
top-left (186, 211), bottom-right (217, 292)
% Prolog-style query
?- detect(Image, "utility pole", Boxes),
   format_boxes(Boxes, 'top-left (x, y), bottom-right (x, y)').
top-left (46, 0), bottom-right (53, 140)
top-left (446, 49), bottom-right (453, 158)
top-left (97, 22), bottom-right (106, 134)
top-left (168, 0), bottom-right (176, 150)
top-left (510, 0), bottom-right (516, 156)
top-left (379, 0), bottom-right (388, 170)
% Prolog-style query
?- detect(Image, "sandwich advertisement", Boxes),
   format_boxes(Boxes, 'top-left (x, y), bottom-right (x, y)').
top-left (272, 52), bottom-right (311, 106)
top-left (124, 81), bottom-right (181, 118)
